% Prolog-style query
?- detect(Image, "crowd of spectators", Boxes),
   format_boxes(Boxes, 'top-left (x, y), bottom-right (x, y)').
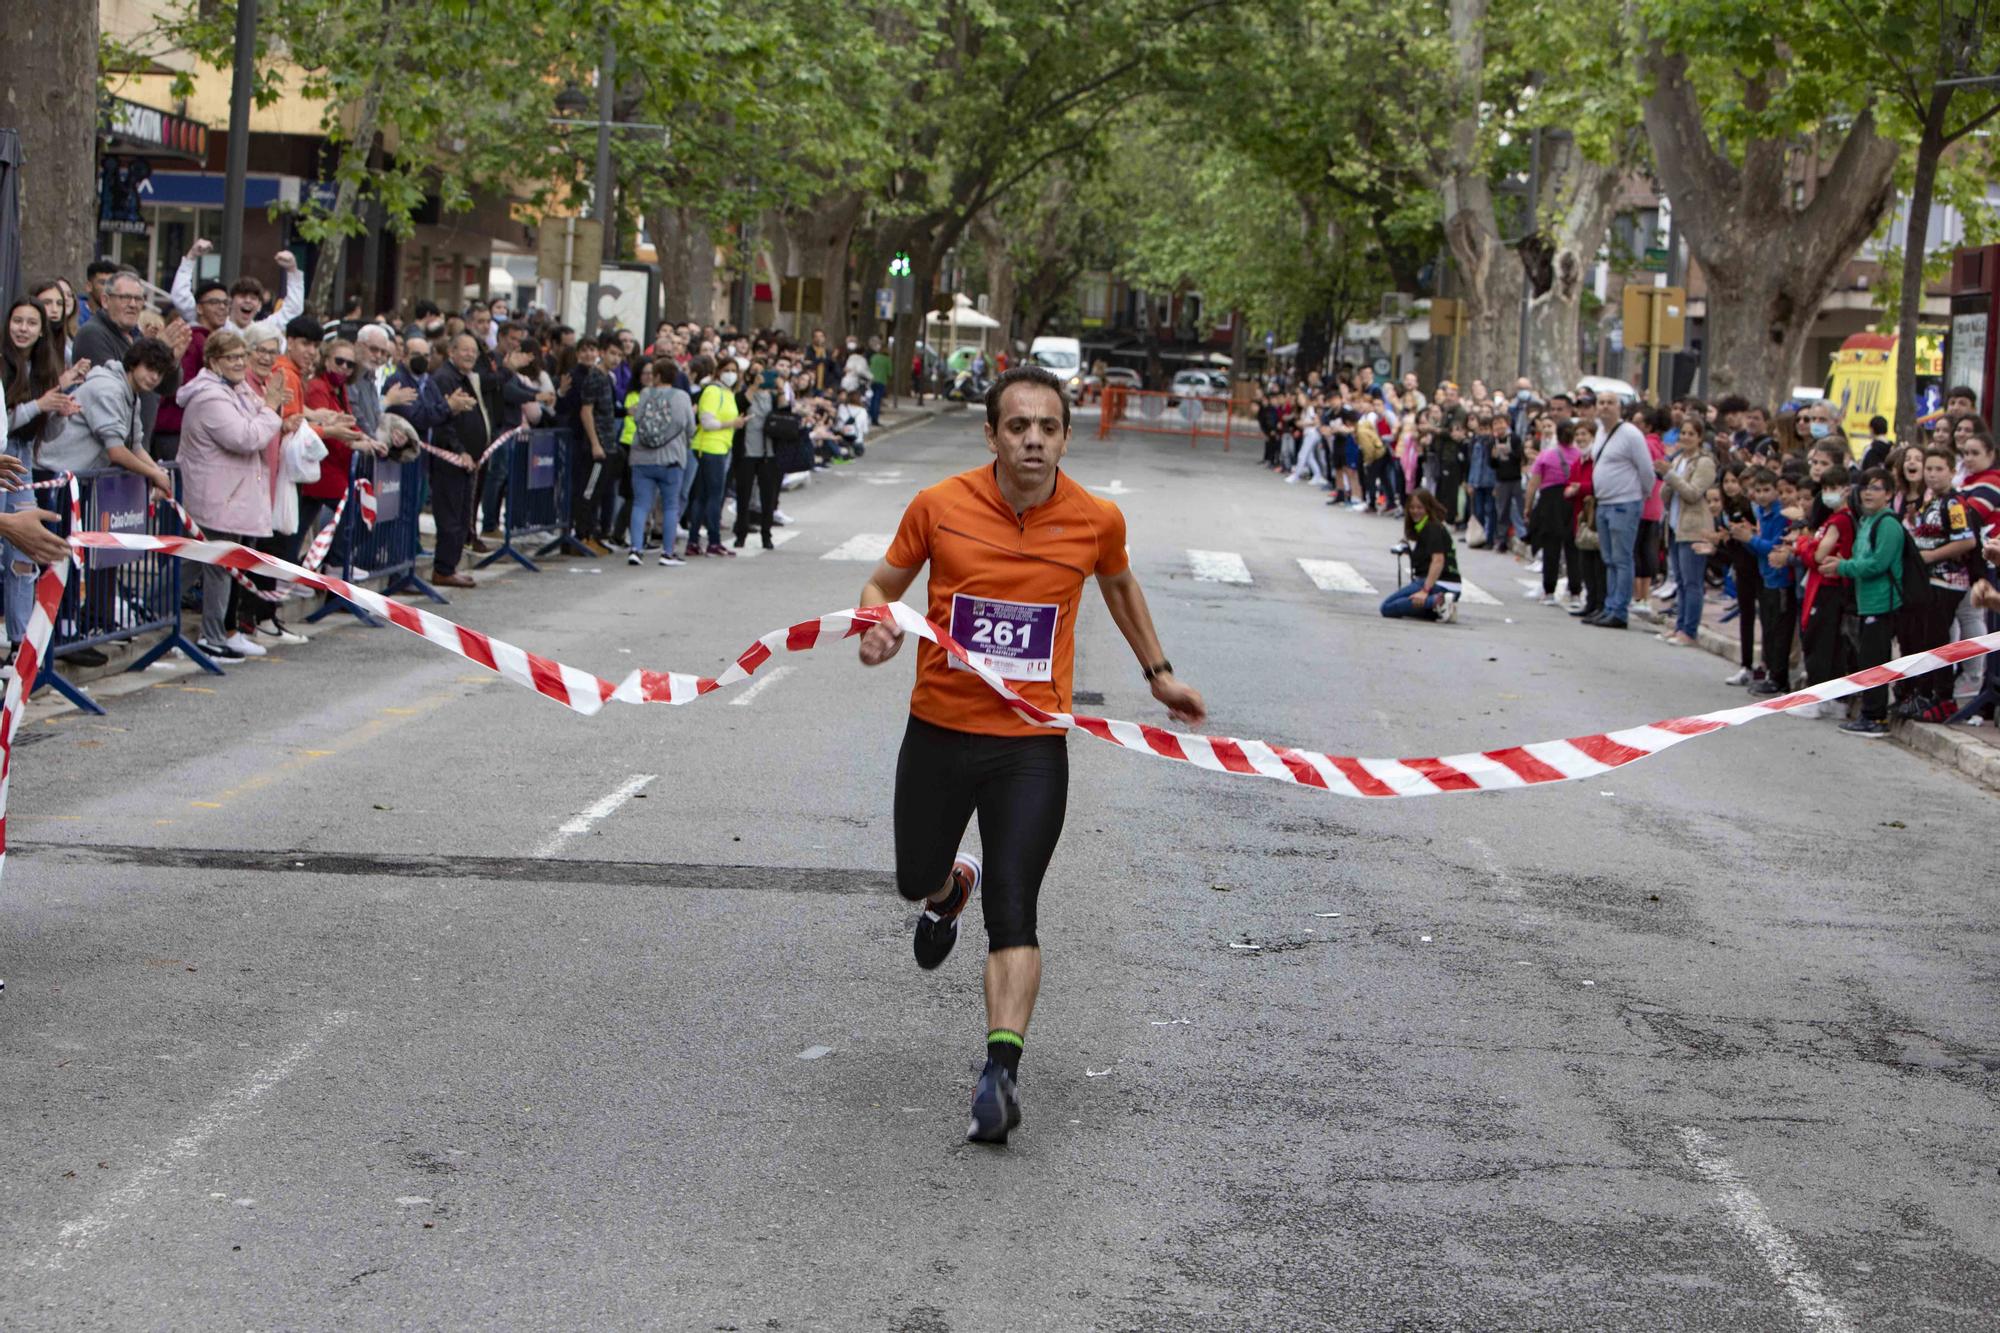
top-left (0, 242), bottom-right (894, 678)
top-left (1257, 367), bottom-right (2000, 737)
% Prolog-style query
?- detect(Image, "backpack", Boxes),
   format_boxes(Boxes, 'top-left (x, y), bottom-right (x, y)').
top-left (632, 388), bottom-right (687, 453)
top-left (1863, 511), bottom-right (1927, 611)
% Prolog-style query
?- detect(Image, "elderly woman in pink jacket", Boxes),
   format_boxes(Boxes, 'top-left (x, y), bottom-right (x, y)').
top-left (175, 329), bottom-right (287, 661)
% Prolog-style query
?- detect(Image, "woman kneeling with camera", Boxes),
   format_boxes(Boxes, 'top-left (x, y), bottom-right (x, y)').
top-left (1381, 488), bottom-right (1462, 624)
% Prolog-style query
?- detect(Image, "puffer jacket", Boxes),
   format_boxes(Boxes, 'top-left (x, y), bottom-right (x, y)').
top-left (176, 368), bottom-right (281, 537)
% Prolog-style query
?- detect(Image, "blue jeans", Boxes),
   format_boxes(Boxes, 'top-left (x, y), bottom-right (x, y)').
top-left (1596, 500), bottom-right (1642, 620)
top-left (686, 451), bottom-right (729, 547)
top-left (0, 463), bottom-right (37, 646)
top-left (1380, 577), bottom-right (1448, 620)
top-left (1672, 540), bottom-right (1708, 638)
top-left (867, 382), bottom-right (885, 424)
top-left (628, 462), bottom-right (683, 555)
top-left (1470, 485), bottom-right (1496, 543)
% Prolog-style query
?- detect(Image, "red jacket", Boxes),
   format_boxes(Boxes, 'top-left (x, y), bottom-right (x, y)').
top-left (1799, 507), bottom-right (1855, 627)
top-left (301, 373), bottom-right (356, 501)
top-left (153, 324), bottom-right (210, 435)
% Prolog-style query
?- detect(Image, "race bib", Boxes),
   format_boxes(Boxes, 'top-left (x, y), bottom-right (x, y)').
top-left (948, 594), bottom-right (1058, 681)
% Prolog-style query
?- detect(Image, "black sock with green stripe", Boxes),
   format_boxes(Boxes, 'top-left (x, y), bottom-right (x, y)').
top-left (987, 1029), bottom-right (1023, 1079)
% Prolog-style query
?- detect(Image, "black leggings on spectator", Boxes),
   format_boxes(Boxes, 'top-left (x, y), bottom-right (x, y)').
top-left (1729, 546), bottom-right (1759, 671)
top-left (1856, 613), bottom-right (1895, 720)
top-left (1757, 584), bottom-right (1797, 689)
top-left (1576, 545), bottom-right (1605, 614)
top-left (893, 716), bottom-right (1067, 953)
top-left (1896, 583), bottom-right (1960, 703)
top-left (1801, 582), bottom-right (1851, 686)
top-left (731, 453), bottom-right (781, 540)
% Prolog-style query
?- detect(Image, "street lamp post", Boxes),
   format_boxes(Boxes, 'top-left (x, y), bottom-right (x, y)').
top-left (219, 0), bottom-right (259, 283)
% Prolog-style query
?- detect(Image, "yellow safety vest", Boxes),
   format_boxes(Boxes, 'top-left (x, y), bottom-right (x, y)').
top-left (693, 383), bottom-right (738, 456)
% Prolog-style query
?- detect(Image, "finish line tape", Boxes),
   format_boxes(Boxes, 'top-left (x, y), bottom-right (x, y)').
top-left (5, 534), bottom-right (1997, 877)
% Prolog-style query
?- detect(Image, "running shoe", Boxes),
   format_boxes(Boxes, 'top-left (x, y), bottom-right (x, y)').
top-left (914, 851), bottom-right (979, 971)
top-left (1724, 667), bottom-right (1752, 686)
top-left (223, 632), bottom-right (268, 658)
top-left (628, 552), bottom-right (642, 566)
top-left (196, 638), bottom-right (244, 661)
top-left (1749, 679), bottom-right (1786, 696)
top-left (1438, 592), bottom-right (1460, 624)
top-left (257, 619), bottom-right (308, 645)
top-left (658, 553), bottom-right (685, 567)
top-left (966, 1060), bottom-right (1022, 1146)
top-left (1840, 719), bottom-right (1890, 738)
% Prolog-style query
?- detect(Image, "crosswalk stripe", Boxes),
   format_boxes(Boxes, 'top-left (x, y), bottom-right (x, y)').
top-left (1456, 580), bottom-right (1501, 606)
top-left (820, 533), bottom-right (892, 562)
top-left (736, 529), bottom-right (802, 559)
top-left (1188, 550), bottom-right (1252, 585)
top-left (1297, 559), bottom-right (1378, 595)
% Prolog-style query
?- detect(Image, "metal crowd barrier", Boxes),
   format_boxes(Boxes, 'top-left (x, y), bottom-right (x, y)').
top-left (36, 464), bottom-right (220, 716)
top-left (476, 427), bottom-right (588, 572)
top-left (309, 452), bottom-right (446, 628)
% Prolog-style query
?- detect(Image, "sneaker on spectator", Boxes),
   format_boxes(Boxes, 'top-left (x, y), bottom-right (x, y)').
top-left (1749, 678), bottom-right (1786, 696)
top-left (658, 553), bottom-right (686, 567)
top-left (1785, 701), bottom-right (1825, 720)
top-left (1524, 588), bottom-right (1544, 602)
top-left (196, 638), bottom-right (245, 661)
top-left (1653, 579), bottom-right (1678, 601)
top-left (1839, 718), bottom-right (1890, 738)
top-left (628, 552), bottom-right (642, 566)
top-left (223, 632), bottom-right (268, 658)
top-left (771, 508), bottom-right (791, 526)
top-left (1526, 559), bottom-right (1543, 573)
top-left (257, 620), bottom-right (308, 645)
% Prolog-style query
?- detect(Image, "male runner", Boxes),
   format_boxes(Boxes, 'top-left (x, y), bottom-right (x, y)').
top-left (855, 364), bottom-right (1206, 1144)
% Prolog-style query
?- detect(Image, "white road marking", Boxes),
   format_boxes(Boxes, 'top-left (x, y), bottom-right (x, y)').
top-left (1089, 479), bottom-right (1136, 496)
top-left (1298, 558), bottom-right (1378, 595)
top-left (1675, 1126), bottom-right (1856, 1333)
top-left (1189, 550), bottom-right (1252, 585)
top-left (1456, 580), bottom-right (1501, 605)
top-left (28, 1011), bottom-right (353, 1270)
top-left (536, 773), bottom-right (656, 857)
top-left (734, 529), bottom-right (802, 559)
top-left (729, 664), bottom-right (792, 707)
top-left (821, 533), bottom-right (893, 562)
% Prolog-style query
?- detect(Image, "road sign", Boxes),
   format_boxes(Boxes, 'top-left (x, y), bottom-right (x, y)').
top-left (1620, 284), bottom-right (1686, 352)
top-left (876, 287), bottom-right (895, 320)
top-left (536, 216), bottom-right (603, 287)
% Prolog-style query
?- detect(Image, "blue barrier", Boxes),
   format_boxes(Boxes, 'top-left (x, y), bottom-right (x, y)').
top-left (476, 427), bottom-right (587, 571)
top-left (35, 464), bottom-right (221, 715)
top-left (309, 453), bottom-right (447, 627)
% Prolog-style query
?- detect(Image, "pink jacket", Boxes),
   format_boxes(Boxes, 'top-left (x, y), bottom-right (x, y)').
top-left (176, 369), bottom-right (282, 537)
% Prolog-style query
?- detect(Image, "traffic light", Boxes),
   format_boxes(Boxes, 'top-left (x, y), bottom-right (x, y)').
top-left (889, 251), bottom-right (913, 278)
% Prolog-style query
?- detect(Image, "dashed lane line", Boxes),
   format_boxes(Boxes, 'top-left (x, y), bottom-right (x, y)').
top-left (1188, 550), bottom-right (1252, 585)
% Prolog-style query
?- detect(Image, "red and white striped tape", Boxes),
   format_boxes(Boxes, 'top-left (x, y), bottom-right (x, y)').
top-left (0, 558), bottom-right (70, 876)
top-left (419, 425), bottom-right (524, 473)
top-left (38, 531), bottom-right (2000, 800)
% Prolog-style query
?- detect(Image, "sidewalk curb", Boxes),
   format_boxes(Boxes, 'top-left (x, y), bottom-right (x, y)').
top-left (1687, 609), bottom-right (2000, 793)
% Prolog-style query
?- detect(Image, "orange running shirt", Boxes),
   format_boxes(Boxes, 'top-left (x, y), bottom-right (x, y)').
top-left (886, 464), bottom-right (1130, 737)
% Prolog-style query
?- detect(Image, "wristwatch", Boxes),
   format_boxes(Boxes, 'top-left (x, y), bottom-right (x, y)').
top-left (1142, 659), bottom-right (1173, 681)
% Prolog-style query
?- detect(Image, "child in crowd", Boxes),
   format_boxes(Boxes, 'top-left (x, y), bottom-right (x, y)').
top-left (1734, 467), bottom-right (1797, 695)
top-left (1827, 468), bottom-right (1906, 737)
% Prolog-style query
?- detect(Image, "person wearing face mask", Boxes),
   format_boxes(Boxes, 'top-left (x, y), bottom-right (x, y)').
top-left (1787, 458), bottom-right (1857, 715)
top-left (384, 337), bottom-right (452, 443)
top-left (1654, 419), bottom-right (1717, 646)
top-left (842, 337), bottom-right (871, 395)
top-left (687, 356), bottom-right (747, 556)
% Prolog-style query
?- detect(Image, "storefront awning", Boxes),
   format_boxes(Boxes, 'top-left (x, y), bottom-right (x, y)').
top-left (98, 95), bottom-right (209, 164)
top-left (142, 171), bottom-right (338, 211)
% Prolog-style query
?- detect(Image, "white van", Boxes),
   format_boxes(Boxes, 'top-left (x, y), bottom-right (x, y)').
top-left (1029, 336), bottom-right (1085, 396)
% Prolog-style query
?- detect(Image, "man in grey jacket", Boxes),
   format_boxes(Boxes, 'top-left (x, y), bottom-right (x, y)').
top-left (40, 340), bottom-right (177, 499)
top-left (1587, 394), bottom-right (1652, 629)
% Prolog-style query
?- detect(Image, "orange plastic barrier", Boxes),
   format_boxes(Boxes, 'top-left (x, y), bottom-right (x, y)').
top-left (1096, 387), bottom-right (1237, 449)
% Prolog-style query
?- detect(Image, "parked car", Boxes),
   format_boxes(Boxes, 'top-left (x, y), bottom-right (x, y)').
top-left (1168, 368), bottom-right (1220, 405)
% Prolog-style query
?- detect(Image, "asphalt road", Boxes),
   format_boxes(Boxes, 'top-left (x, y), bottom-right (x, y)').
top-left (2, 410), bottom-right (1996, 1331)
